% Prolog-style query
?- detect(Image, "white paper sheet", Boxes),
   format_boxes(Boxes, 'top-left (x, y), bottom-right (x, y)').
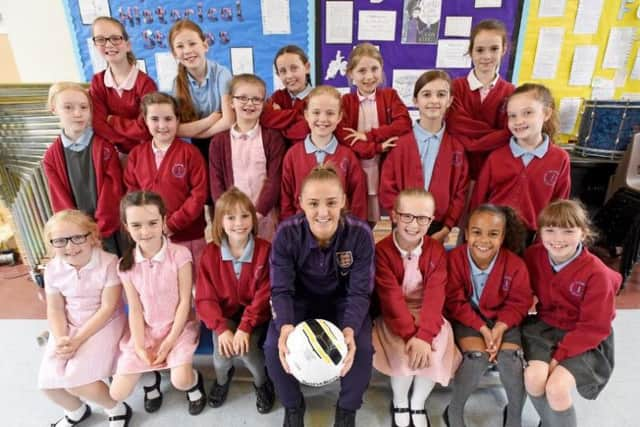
top-left (573, 0), bottom-right (604, 35)
top-left (532, 28), bottom-right (564, 79)
top-left (87, 38), bottom-right (107, 74)
top-left (79, 0), bottom-right (111, 25)
top-left (392, 69), bottom-right (426, 107)
top-left (436, 39), bottom-right (472, 68)
top-left (261, 0), bottom-right (291, 35)
top-left (631, 53), bottom-right (640, 80)
top-left (558, 98), bottom-right (582, 134)
top-left (136, 60), bottom-right (147, 74)
top-left (444, 16), bottom-right (472, 37)
top-left (154, 52), bottom-right (178, 92)
top-left (409, 109), bottom-right (421, 123)
top-left (273, 65), bottom-right (284, 92)
top-left (538, 0), bottom-right (566, 17)
top-left (591, 77), bottom-right (615, 100)
top-left (230, 48), bottom-right (254, 74)
top-left (475, 0), bottom-right (502, 7)
top-left (614, 68), bottom-right (628, 88)
top-left (336, 87), bottom-right (351, 95)
top-left (602, 27), bottom-right (634, 69)
top-left (569, 45), bottom-right (598, 86)
top-left (326, 2), bottom-right (354, 44)
top-left (324, 50), bottom-right (349, 80)
top-left (358, 10), bottom-right (397, 41)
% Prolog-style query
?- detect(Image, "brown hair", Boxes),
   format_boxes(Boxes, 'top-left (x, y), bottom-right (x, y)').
top-left (169, 20), bottom-right (207, 122)
top-left (44, 210), bottom-right (101, 254)
top-left (468, 204), bottom-right (527, 255)
top-left (393, 188), bottom-right (436, 212)
top-left (300, 164), bottom-right (345, 196)
top-left (92, 16), bottom-right (136, 65)
top-left (229, 74), bottom-right (267, 97)
top-left (412, 70), bottom-right (453, 98)
top-left (346, 42), bottom-right (384, 74)
top-left (273, 44), bottom-right (312, 86)
top-left (140, 91), bottom-right (179, 118)
top-left (119, 191), bottom-right (168, 272)
top-left (47, 82), bottom-right (91, 112)
top-left (537, 199), bottom-right (597, 245)
top-left (468, 19), bottom-right (508, 56)
top-left (305, 85), bottom-right (342, 111)
top-left (211, 188), bottom-right (258, 246)
top-left (509, 83), bottom-right (559, 137)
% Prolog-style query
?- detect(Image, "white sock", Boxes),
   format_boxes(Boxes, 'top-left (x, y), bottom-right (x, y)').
top-left (142, 371), bottom-right (161, 400)
top-left (410, 376), bottom-right (436, 427)
top-left (105, 402), bottom-right (128, 426)
top-left (186, 369), bottom-right (203, 401)
top-left (390, 375), bottom-right (414, 427)
top-left (55, 404), bottom-right (87, 427)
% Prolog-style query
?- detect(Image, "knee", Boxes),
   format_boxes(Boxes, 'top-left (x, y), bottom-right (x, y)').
top-left (171, 369), bottom-right (195, 391)
top-left (545, 376), bottom-right (573, 410)
top-left (524, 364), bottom-right (548, 396)
top-left (109, 384), bottom-right (131, 402)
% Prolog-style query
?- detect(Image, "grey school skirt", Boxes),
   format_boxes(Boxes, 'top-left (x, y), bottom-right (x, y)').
top-left (522, 315), bottom-right (614, 400)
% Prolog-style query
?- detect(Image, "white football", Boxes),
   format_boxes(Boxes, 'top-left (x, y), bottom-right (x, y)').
top-left (285, 319), bottom-right (348, 387)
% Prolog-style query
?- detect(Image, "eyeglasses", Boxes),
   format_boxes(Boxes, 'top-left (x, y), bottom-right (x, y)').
top-left (50, 232), bottom-right (91, 248)
top-left (232, 95), bottom-right (264, 105)
top-left (92, 35), bottom-right (126, 46)
top-left (395, 211), bottom-right (433, 225)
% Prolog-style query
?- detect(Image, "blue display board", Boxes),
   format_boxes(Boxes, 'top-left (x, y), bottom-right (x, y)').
top-left (63, 0), bottom-right (310, 94)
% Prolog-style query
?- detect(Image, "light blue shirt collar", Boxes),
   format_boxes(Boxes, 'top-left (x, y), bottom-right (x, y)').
top-left (550, 242), bottom-right (583, 272)
top-left (187, 62), bottom-right (210, 87)
top-left (289, 84), bottom-right (313, 100)
top-left (304, 135), bottom-right (338, 164)
top-left (509, 134), bottom-right (549, 162)
top-left (468, 246), bottom-right (498, 276)
top-left (467, 247), bottom-right (498, 306)
top-left (221, 235), bottom-right (255, 278)
top-left (413, 122), bottom-right (445, 142)
top-left (60, 127), bottom-right (93, 152)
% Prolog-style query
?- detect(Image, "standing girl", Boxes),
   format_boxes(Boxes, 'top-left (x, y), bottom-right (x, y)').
top-left (523, 200), bottom-right (620, 427)
top-left (43, 82), bottom-right (124, 255)
top-left (470, 83), bottom-right (571, 239)
top-left (336, 43), bottom-right (413, 225)
top-left (110, 191), bottom-right (206, 416)
top-left (261, 45), bottom-right (314, 143)
top-left (39, 210), bottom-right (131, 427)
top-left (380, 70), bottom-right (469, 243)
top-left (124, 92), bottom-right (208, 269)
top-left (446, 19), bottom-right (515, 179)
top-left (373, 189), bottom-right (461, 427)
top-left (280, 85), bottom-right (367, 221)
top-left (209, 74), bottom-right (286, 241)
top-left (445, 205), bottom-right (532, 427)
top-left (90, 16), bottom-right (156, 155)
top-left (195, 188), bottom-right (275, 413)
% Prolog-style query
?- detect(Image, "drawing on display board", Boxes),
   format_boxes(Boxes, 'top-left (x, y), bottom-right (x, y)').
top-left (402, 0), bottom-right (442, 44)
top-left (325, 50), bottom-right (348, 80)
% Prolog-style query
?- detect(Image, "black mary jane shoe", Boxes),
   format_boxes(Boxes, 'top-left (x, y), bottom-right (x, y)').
top-left (51, 404), bottom-right (91, 426)
top-left (186, 370), bottom-right (207, 415)
top-left (143, 371), bottom-right (163, 413)
top-left (208, 366), bottom-right (235, 408)
top-left (410, 408), bottom-right (431, 427)
top-left (108, 402), bottom-right (132, 427)
top-left (254, 375), bottom-right (275, 414)
top-left (390, 403), bottom-right (411, 427)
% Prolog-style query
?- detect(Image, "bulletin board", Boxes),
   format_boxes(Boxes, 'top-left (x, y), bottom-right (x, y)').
top-left (63, 0), bottom-right (310, 93)
top-left (318, 0), bottom-right (524, 107)
top-left (513, 0), bottom-right (640, 143)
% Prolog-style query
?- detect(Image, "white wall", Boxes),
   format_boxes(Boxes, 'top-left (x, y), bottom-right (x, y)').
top-left (0, 0), bottom-right (81, 82)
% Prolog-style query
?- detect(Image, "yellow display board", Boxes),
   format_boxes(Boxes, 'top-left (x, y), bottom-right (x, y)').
top-left (515, 0), bottom-right (640, 143)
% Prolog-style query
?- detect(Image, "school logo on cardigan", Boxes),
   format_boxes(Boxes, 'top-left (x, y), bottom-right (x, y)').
top-left (502, 275), bottom-right (512, 291)
top-left (336, 251), bottom-right (353, 268)
top-left (543, 170), bottom-right (559, 186)
top-left (172, 163), bottom-right (186, 178)
top-left (569, 281), bottom-right (586, 297)
top-left (452, 151), bottom-right (464, 167)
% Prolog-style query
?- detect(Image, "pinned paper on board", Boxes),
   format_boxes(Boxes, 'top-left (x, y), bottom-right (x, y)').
top-left (558, 98), bottom-right (582, 134)
top-left (401, 0), bottom-right (442, 44)
top-left (444, 16), bottom-right (472, 37)
top-left (475, 0), bottom-right (502, 7)
top-left (326, 1), bottom-right (354, 44)
top-left (573, 0), bottom-right (604, 35)
top-left (602, 27), bottom-right (634, 69)
top-left (392, 69), bottom-right (426, 107)
top-left (87, 38), bottom-right (107, 73)
top-left (532, 27), bottom-right (564, 79)
top-left (538, 0), bottom-right (567, 17)
top-left (358, 10), bottom-right (397, 41)
top-left (230, 47), bottom-right (254, 74)
top-left (436, 39), bottom-right (472, 69)
top-left (325, 50), bottom-right (348, 81)
top-left (569, 45), bottom-right (598, 86)
top-left (155, 52), bottom-right (178, 92)
top-left (631, 53), bottom-right (640, 80)
top-left (261, 0), bottom-right (291, 34)
top-left (79, 0), bottom-right (111, 25)
top-left (591, 77), bottom-right (615, 100)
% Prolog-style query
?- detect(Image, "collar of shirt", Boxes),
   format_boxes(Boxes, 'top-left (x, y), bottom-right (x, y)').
top-left (549, 242), bottom-right (583, 272)
top-left (467, 69), bottom-right (499, 91)
top-left (151, 139), bottom-right (172, 155)
top-left (221, 235), bottom-right (255, 263)
top-left (187, 60), bottom-right (212, 88)
top-left (392, 230), bottom-right (423, 259)
top-left (306, 216), bottom-right (344, 249)
top-left (60, 127), bottom-right (94, 152)
top-left (509, 134), bottom-right (549, 159)
top-left (134, 237), bottom-right (168, 264)
top-left (289, 84), bottom-right (313, 101)
top-left (60, 247), bottom-right (100, 272)
top-left (230, 121), bottom-right (260, 141)
top-left (467, 246), bottom-right (498, 277)
top-left (304, 135), bottom-right (338, 156)
top-left (413, 121), bottom-right (445, 144)
top-left (357, 90), bottom-right (377, 103)
top-left (104, 65), bottom-right (139, 94)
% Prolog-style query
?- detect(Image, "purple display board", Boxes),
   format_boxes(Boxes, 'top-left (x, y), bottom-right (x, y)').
top-left (319, 0), bottom-right (523, 91)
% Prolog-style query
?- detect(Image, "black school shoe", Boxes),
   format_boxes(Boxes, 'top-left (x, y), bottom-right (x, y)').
top-left (254, 375), bottom-right (275, 413)
top-left (208, 366), bottom-right (235, 408)
top-left (108, 402), bottom-right (132, 427)
top-left (390, 402), bottom-right (411, 427)
top-left (143, 371), bottom-right (163, 413)
top-left (410, 407), bottom-right (431, 427)
top-left (334, 406), bottom-right (356, 427)
top-left (186, 370), bottom-right (207, 415)
top-left (51, 403), bottom-right (91, 426)
top-left (283, 400), bottom-right (305, 427)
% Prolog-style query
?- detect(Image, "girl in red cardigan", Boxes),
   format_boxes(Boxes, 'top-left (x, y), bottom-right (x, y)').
top-left (446, 19), bottom-right (515, 180)
top-left (444, 204), bottom-right (532, 427)
top-left (523, 200), bottom-right (621, 427)
top-left (209, 74), bottom-right (286, 241)
top-left (89, 16), bottom-right (156, 155)
top-left (373, 188), bottom-right (461, 427)
top-left (336, 43), bottom-right (412, 225)
top-left (124, 92), bottom-right (208, 270)
top-left (195, 188), bottom-right (275, 414)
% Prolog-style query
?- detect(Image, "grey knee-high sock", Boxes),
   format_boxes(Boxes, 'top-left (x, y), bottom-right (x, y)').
top-left (528, 394), bottom-right (551, 427)
top-left (447, 351), bottom-right (490, 427)
top-left (496, 350), bottom-right (525, 427)
top-left (548, 406), bottom-right (577, 427)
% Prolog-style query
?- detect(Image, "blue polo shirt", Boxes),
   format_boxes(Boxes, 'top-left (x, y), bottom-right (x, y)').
top-left (549, 242), bottom-right (583, 272)
top-left (304, 135), bottom-right (338, 164)
top-left (269, 214), bottom-right (375, 333)
top-left (220, 235), bottom-right (255, 278)
top-left (177, 59), bottom-right (232, 118)
top-left (509, 134), bottom-right (549, 167)
top-left (60, 127), bottom-right (93, 152)
top-left (413, 122), bottom-right (444, 190)
top-left (467, 247), bottom-right (498, 306)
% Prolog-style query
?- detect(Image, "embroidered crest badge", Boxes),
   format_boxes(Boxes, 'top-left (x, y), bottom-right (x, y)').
top-left (336, 251), bottom-right (353, 269)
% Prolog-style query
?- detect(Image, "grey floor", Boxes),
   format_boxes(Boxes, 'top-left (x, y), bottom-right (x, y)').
top-left (5, 311), bottom-right (639, 426)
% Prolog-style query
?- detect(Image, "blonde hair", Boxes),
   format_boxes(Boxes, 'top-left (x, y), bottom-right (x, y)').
top-left (211, 188), bottom-right (258, 246)
top-left (44, 210), bottom-right (101, 253)
top-left (140, 92), bottom-right (179, 118)
top-left (509, 83), bottom-right (559, 137)
top-left (393, 188), bottom-right (435, 211)
top-left (346, 42), bottom-right (384, 74)
top-left (537, 199), bottom-right (597, 245)
top-left (305, 85), bottom-right (342, 111)
top-left (300, 164), bottom-right (344, 195)
top-left (229, 74), bottom-right (266, 96)
top-left (47, 82), bottom-right (91, 112)
top-left (92, 16), bottom-right (136, 65)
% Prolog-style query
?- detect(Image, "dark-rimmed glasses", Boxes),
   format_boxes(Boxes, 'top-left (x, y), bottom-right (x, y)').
top-left (232, 95), bottom-right (264, 105)
top-left (395, 211), bottom-right (433, 225)
top-left (92, 35), bottom-right (126, 46)
top-left (50, 232), bottom-right (91, 248)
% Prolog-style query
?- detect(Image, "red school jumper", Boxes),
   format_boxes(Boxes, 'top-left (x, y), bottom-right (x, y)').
top-left (379, 132), bottom-right (469, 229)
top-left (470, 143), bottom-right (571, 232)
top-left (89, 70), bottom-right (157, 154)
top-left (43, 135), bottom-right (124, 238)
top-left (445, 244), bottom-right (533, 331)
top-left (261, 89), bottom-right (309, 142)
top-left (524, 244), bottom-right (621, 361)
top-left (124, 138), bottom-right (207, 241)
top-left (446, 77), bottom-right (514, 179)
top-left (195, 237), bottom-right (271, 335)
